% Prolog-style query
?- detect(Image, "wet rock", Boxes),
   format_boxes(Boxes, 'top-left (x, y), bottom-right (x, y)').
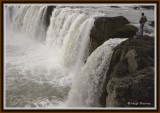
top-left (45, 5), bottom-right (56, 28)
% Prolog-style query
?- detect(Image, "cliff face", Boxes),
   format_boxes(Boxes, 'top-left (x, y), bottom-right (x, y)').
top-left (90, 16), bottom-right (138, 54)
top-left (105, 36), bottom-right (154, 107)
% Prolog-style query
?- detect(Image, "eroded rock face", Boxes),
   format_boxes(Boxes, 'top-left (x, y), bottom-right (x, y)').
top-left (106, 67), bottom-right (154, 107)
top-left (90, 16), bottom-right (138, 54)
top-left (106, 77), bottom-right (133, 107)
top-left (107, 36), bottom-right (154, 76)
top-left (105, 36), bottom-right (154, 107)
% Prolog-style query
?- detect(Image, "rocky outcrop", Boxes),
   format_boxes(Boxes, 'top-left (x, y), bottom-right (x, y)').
top-left (105, 36), bottom-right (154, 107)
top-left (132, 6), bottom-right (154, 10)
top-left (90, 16), bottom-right (138, 54)
top-left (106, 67), bottom-right (154, 107)
top-left (140, 5), bottom-right (154, 10)
top-left (149, 21), bottom-right (154, 27)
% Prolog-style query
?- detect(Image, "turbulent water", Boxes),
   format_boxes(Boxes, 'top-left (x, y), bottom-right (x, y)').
top-left (4, 4), bottom-right (154, 108)
top-left (66, 38), bottom-right (127, 107)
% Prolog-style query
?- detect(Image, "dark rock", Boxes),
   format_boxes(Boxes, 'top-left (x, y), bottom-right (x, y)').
top-left (90, 16), bottom-right (138, 54)
top-left (149, 21), bottom-right (154, 27)
top-left (110, 58), bottom-right (129, 78)
top-left (106, 77), bottom-right (133, 107)
top-left (110, 6), bottom-right (120, 8)
top-left (104, 36), bottom-right (154, 107)
top-left (106, 67), bottom-right (154, 107)
top-left (109, 25), bottom-right (138, 38)
top-left (107, 35), bottom-right (154, 76)
top-left (133, 6), bottom-right (140, 10)
top-left (140, 5), bottom-right (154, 10)
top-left (45, 5), bottom-right (56, 28)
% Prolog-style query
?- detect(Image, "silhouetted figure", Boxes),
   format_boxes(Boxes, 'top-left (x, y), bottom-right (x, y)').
top-left (139, 13), bottom-right (147, 36)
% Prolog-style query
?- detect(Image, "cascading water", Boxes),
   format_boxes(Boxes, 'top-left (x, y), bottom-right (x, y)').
top-left (12, 5), bottom-right (47, 41)
top-left (5, 5), bottom-right (107, 108)
top-left (66, 38), bottom-right (127, 107)
top-left (45, 7), bottom-right (106, 83)
top-left (4, 4), bottom-right (130, 108)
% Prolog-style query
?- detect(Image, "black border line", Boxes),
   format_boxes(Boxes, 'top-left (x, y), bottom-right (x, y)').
top-left (156, 1), bottom-right (159, 112)
top-left (1, 1), bottom-right (159, 112)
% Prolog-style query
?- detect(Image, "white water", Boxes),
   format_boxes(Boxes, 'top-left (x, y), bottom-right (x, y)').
top-left (12, 5), bottom-right (47, 41)
top-left (46, 8), bottom-right (98, 70)
top-left (66, 38), bottom-right (127, 107)
top-left (4, 4), bottom-right (154, 108)
top-left (5, 5), bottom-right (105, 108)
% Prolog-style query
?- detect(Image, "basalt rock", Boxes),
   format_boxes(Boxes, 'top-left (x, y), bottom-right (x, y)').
top-left (90, 16), bottom-right (138, 54)
top-left (104, 36), bottom-right (154, 107)
top-left (106, 67), bottom-right (154, 107)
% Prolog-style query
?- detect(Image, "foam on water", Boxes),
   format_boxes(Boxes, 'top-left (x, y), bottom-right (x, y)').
top-left (6, 31), bottom-right (68, 107)
top-left (66, 38), bottom-right (127, 107)
top-left (5, 6), bottom-right (104, 108)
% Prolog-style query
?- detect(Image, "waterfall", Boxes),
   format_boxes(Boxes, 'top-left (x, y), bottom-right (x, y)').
top-left (46, 7), bottom-right (104, 75)
top-left (5, 6), bottom-right (12, 29)
top-left (12, 5), bottom-right (30, 31)
top-left (12, 5), bottom-right (47, 41)
top-left (46, 8), bottom-right (80, 48)
top-left (5, 5), bottom-right (128, 108)
top-left (6, 6), bottom-right (20, 24)
top-left (66, 38), bottom-right (127, 107)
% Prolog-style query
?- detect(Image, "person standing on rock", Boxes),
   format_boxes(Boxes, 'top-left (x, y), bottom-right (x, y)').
top-left (139, 12), bottom-right (147, 36)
